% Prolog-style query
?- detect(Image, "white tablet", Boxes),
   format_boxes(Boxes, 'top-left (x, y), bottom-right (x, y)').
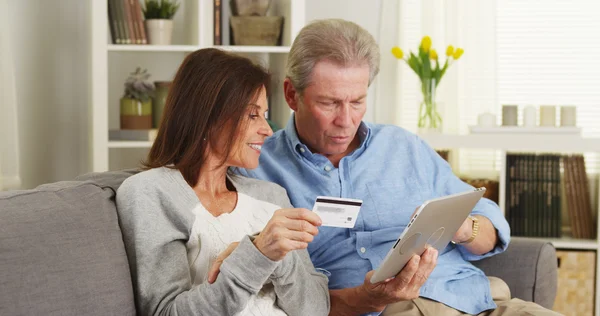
top-left (370, 188), bottom-right (486, 284)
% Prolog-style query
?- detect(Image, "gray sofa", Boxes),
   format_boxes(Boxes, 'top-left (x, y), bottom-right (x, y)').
top-left (0, 170), bottom-right (558, 316)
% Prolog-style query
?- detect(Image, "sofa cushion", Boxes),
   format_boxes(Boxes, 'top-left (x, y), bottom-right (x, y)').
top-left (0, 170), bottom-right (137, 316)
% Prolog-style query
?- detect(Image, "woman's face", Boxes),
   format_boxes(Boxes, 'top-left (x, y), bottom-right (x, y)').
top-left (226, 87), bottom-right (272, 169)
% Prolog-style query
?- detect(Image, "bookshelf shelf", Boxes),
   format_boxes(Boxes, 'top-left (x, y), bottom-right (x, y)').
top-left (108, 45), bottom-right (291, 54)
top-left (419, 133), bottom-right (600, 153)
top-left (108, 44), bottom-right (199, 52)
top-left (108, 141), bottom-right (153, 149)
top-left (214, 46), bottom-right (292, 53)
top-left (539, 238), bottom-right (599, 250)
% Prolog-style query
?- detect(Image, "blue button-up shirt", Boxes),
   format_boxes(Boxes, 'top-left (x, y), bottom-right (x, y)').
top-left (235, 115), bottom-right (511, 315)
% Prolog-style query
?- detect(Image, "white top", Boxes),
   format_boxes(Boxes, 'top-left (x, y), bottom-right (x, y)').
top-left (186, 192), bottom-right (287, 316)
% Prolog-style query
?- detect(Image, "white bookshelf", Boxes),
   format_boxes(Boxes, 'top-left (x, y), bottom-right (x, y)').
top-left (91, 0), bottom-right (305, 172)
top-left (419, 132), bottom-right (600, 316)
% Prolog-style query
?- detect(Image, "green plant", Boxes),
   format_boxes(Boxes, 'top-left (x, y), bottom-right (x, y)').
top-left (143, 0), bottom-right (180, 20)
top-left (124, 68), bottom-right (155, 102)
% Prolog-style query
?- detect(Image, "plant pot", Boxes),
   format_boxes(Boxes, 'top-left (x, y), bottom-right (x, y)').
top-left (230, 16), bottom-right (284, 46)
top-left (152, 81), bottom-right (171, 128)
top-left (145, 19), bottom-right (173, 45)
top-left (120, 97), bottom-right (152, 129)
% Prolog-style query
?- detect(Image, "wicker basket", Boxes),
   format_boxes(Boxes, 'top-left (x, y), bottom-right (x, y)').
top-left (230, 16), bottom-right (284, 46)
top-left (553, 250), bottom-right (596, 316)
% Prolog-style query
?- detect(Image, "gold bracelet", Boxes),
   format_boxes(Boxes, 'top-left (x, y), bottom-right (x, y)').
top-left (460, 216), bottom-right (479, 244)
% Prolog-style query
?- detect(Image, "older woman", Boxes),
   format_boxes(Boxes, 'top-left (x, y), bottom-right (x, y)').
top-left (116, 48), bottom-right (330, 316)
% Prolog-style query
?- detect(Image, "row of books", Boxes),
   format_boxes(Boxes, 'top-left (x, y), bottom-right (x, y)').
top-left (505, 153), bottom-right (596, 239)
top-left (108, 0), bottom-right (148, 45)
top-left (505, 154), bottom-right (562, 238)
top-left (563, 155), bottom-right (596, 239)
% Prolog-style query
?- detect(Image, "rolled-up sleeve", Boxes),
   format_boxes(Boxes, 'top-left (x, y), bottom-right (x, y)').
top-left (417, 138), bottom-right (511, 261)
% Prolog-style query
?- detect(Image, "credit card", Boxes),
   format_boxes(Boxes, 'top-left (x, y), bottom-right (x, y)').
top-left (312, 196), bottom-right (363, 228)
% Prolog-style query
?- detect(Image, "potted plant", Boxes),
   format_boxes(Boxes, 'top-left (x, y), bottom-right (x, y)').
top-left (143, 0), bottom-right (180, 45)
top-left (120, 68), bottom-right (155, 130)
top-left (392, 36), bottom-right (464, 133)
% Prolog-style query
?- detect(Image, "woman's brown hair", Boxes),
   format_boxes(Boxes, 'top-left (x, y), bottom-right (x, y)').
top-left (143, 48), bottom-right (271, 187)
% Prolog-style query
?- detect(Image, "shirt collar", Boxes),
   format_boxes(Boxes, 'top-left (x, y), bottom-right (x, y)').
top-left (283, 113), bottom-right (373, 156)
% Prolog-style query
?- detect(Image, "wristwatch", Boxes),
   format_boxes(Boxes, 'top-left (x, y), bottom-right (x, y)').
top-left (453, 216), bottom-right (479, 245)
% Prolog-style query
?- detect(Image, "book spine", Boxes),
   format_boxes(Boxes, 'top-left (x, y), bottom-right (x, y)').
top-left (116, 0), bottom-right (130, 44)
top-left (553, 155), bottom-right (562, 237)
top-left (133, 0), bottom-right (147, 44)
top-left (123, 0), bottom-right (138, 44)
top-left (107, 0), bottom-right (119, 44)
top-left (214, 0), bottom-right (222, 45)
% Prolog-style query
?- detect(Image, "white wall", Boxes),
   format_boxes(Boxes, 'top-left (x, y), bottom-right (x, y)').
top-left (305, 0), bottom-right (398, 123)
top-left (9, 0), bottom-right (91, 189)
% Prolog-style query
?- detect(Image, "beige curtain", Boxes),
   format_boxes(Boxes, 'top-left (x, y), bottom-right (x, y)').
top-left (0, 0), bottom-right (21, 190)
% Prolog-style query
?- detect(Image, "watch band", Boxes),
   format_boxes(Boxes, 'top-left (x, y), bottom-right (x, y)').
top-left (460, 216), bottom-right (479, 244)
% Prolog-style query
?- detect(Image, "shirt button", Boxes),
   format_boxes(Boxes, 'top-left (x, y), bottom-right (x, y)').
top-left (324, 165), bottom-right (332, 171)
top-left (360, 247), bottom-right (366, 253)
top-left (299, 147), bottom-right (305, 153)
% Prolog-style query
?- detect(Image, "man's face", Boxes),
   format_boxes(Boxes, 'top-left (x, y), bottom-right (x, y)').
top-left (286, 60), bottom-right (370, 159)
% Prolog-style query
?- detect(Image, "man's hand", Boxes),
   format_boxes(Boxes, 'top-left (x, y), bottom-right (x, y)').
top-left (253, 208), bottom-right (322, 261)
top-left (452, 217), bottom-right (473, 244)
top-left (360, 247), bottom-right (438, 312)
top-left (207, 242), bottom-right (239, 284)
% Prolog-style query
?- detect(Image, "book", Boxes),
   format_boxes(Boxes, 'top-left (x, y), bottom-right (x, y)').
top-left (132, 0), bottom-right (147, 44)
top-left (109, 129), bottom-right (158, 141)
top-left (123, 0), bottom-right (137, 44)
top-left (108, 0), bottom-right (120, 44)
top-left (214, 0), bottom-right (222, 45)
top-left (116, 0), bottom-right (130, 44)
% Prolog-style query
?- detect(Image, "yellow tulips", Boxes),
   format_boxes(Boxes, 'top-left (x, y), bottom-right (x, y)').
top-left (392, 36), bottom-right (464, 130)
top-left (453, 48), bottom-right (464, 60)
top-left (420, 36), bottom-right (432, 52)
top-left (429, 49), bottom-right (438, 60)
top-left (391, 36), bottom-right (464, 90)
top-left (391, 46), bottom-right (404, 59)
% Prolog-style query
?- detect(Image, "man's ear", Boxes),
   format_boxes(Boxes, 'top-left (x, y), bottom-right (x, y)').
top-left (284, 78), bottom-right (299, 112)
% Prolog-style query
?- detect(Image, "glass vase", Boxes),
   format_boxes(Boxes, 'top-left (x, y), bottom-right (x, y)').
top-left (418, 78), bottom-right (442, 133)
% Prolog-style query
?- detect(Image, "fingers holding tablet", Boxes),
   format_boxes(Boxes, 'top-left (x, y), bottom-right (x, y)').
top-left (362, 246), bottom-right (438, 305)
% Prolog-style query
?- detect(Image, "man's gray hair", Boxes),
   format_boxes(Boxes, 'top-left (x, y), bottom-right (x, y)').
top-left (286, 19), bottom-right (381, 92)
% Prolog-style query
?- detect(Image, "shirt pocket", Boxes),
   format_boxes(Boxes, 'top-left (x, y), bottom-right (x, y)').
top-left (365, 177), bottom-right (427, 230)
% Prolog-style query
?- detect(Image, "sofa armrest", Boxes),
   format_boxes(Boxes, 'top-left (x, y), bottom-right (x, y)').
top-left (471, 237), bottom-right (558, 309)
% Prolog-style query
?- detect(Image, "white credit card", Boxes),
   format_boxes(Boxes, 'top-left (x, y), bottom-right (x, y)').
top-left (312, 196), bottom-right (363, 228)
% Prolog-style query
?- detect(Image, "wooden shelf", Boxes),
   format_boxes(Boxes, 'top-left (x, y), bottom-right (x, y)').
top-left (108, 45), bottom-right (291, 54)
top-left (418, 133), bottom-right (600, 153)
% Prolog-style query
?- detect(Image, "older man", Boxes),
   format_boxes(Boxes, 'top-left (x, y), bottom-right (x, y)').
top-left (235, 19), bottom-right (559, 316)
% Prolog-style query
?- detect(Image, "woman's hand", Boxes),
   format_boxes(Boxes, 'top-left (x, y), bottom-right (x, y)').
top-left (253, 208), bottom-right (322, 261)
top-left (207, 208), bottom-right (321, 283)
top-left (207, 242), bottom-right (239, 284)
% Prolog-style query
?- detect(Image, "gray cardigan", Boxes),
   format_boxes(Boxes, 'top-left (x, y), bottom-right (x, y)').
top-left (116, 167), bottom-right (330, 316)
